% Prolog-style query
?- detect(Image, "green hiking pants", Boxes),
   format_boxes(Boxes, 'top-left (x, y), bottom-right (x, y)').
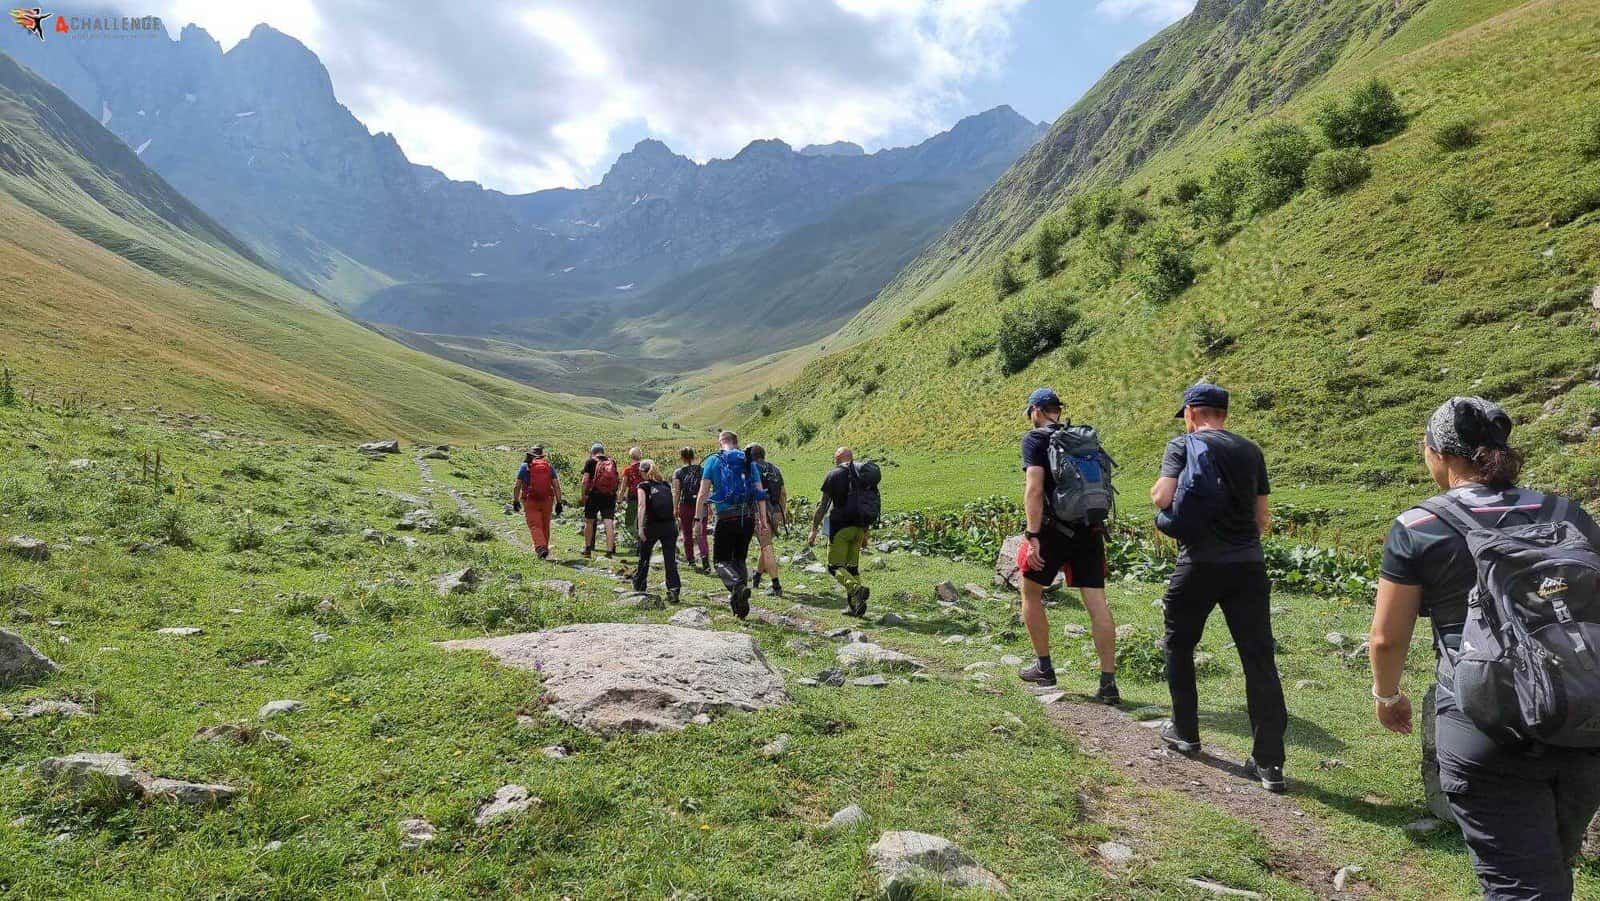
top-left (828, 526), bottom-right (864, 593)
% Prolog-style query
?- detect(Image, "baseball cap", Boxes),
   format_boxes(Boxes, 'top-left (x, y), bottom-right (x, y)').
top-left (1175, 383), bottom-right (1229, 418)
top-left (591, 443), bottom-right (605, 453)
top-left (529, 445), bottom-right (544, 457)
top-left (1025, 387), bottom-right (1062, 416)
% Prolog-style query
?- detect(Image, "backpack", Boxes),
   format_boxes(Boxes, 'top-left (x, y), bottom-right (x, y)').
top-left (1039, 424), bottom-right (1115, 533)
top-left (843, 461), bottom-right (882, 529)
top-left (710, 449), bottom-right (757, 507)
top-left (756, 460), bottom-right (784, 499)
top-left (642, 481), bottom-right (676, 526)
top-left (522, 458), bottom-right (556, 503)
top-left (675, 464), bottom-right (702, 502)
top-left (591, 457), bottom-right (620, 495)
top-left (1155, 433), bottom-right (1223, 542)
top-left (1422, 494), bottom-right (1600, 749)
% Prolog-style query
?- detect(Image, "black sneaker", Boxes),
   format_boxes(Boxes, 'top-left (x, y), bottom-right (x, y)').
top-left (582, 547), bottom-right (593, 559)
top-left (852, 586), bottom-right (870, 618)
top-left (769, 582), bottom-right (783, 599)
top-left (1094, 682), bottom-right (1121, 706)
top-left (667, 588), bottom-right (680, 605)
top-left (752, 574), bottom-right (763, 589)
top-left (1245, 757), bottom-right (1286, 793)
top-left (1018, 662), bottom-right (1057, 687)
top-left (536, 547), bottom-right (549, 559)
top-left (731, 585), bottom-right (751, 620)
top-left (1159, 722), bottom-right (1201, 755)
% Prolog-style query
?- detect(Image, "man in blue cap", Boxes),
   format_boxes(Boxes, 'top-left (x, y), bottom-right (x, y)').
top-left (1015, 387), bottom-right (1121, 704)
top-left (1149, 382), bottom-right (1288, 792)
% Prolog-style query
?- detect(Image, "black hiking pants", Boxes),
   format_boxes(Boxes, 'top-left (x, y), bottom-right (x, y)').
top-left (1161, 560), bottom-right (1287, 768)
top-left (712, 512), bottom-right (756, 593)
top-left (634, 526), bottom-right (681, 594)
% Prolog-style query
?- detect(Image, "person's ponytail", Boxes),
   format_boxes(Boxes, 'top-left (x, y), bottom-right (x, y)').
top-left (1472, 445), bottom-right (1523, 488)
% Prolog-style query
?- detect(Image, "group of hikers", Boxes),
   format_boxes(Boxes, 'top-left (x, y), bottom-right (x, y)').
top-left (510, 432), bottom-right (881, 620)
top-left (513, 382), bottom-right (1600, 899)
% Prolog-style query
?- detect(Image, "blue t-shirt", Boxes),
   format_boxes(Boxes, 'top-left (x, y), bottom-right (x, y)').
top-left (702, 451), bottom-right (766, 515)
top-left (516, 461), bottom-right (557, 483)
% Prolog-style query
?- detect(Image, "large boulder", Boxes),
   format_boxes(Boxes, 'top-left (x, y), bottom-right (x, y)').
top-left (993, 535), bottom-right (1062, 589)
top-left (867, 831), bottom-right (1008, 898)
top-left (434, 568), bottom-right (479, 596)
top-left (438, 623), bottom-right (789, 735)
top-left (358, 440), bottom-right (401, 455)
top-left (0, 629), bottom-right (58, 687)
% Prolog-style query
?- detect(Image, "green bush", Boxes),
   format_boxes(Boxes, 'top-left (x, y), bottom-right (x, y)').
top-left (1306, 148), bottom-right (1372, 195)
top-left (1115, 625), bottom-right (1167, 682)
top-left (1132, 224), bottom-right (1196, 304)
top-left (996, 293), bottom-right (1080, 375)
top-left (227, 511), bottom-right (266, 552)
top-left (1173, 176), bottom-right (1204, 206)
top-left (993, 256), bottom-right (1022, 297)
top-left (1246, 122), bottom-right (1317, 212)
top-left (1434, 180), bottom-right (1492, 223)
top-left (1033, 222), bottom-right (1065, 279)
top-left (1192, 156), bottom-right (1249, 227)
top-left (1315, 78), bottom-right (1406, 148)
top-left (1432, 118), bottom-right (1479, 152)
top-left (860, 379), bottom-right (879, 396)
top-left (759, 404), bottom-right (772, 417)
top-left (831, 400), bottom-right (849, 421)
top-left (793, 419), bottom-right (818, 445)
top-left (947, 331), bottom-right (996, 366)
top-left (1575, 114), bottom-right (1600, 160)
top-left (0, 365), bottom-right (14, 407)
top-left (1192, 316), bottom-right (1236, 356)
top-left (1082, 229), bottom-right (1128, 288)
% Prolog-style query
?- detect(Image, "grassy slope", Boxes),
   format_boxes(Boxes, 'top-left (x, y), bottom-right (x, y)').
top-left (757, 0), bottom-right (1600, 544)
top-left (0, 52), bottom-right (604, 442)
top-left (8, 401), bottom-right (1593, 897)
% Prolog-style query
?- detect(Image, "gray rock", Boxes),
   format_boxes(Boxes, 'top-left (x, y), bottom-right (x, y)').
top-left (1036, 692), bottom-right (1066, 706)
top-left (156, 627), bottom-right (202, 637)
top-left (815, 668), bottom-right (846, 687)
top-left (690, 713), bottom-right (713, 726)
top-left (18, 699), bottom-right (87, 719)
top-left (310, 632), bottom-right (332, 644)
top-left (0, 629), bottom-right (59, 687)
top-left (541, 745), bottom-right (571, 760)
top-left (867, 831), bottom-right (1008, 898)
top-left (141, 777), bottom-right (239, 807)
top-left (668, 607), bottom-right (713, 629)
top-left (759, 733), bottom-right (791, 758)
top-left (358, 440), bottom-right (401, 455)
top-left (1000, 654), bottom-right (1023, 667)
top-left (6, 536), bottom-right (50, 562)
top-left (995, 535), bottom-right (1024, 589)
top-left (963, 583), bottom-right (991, 601)
top-left (65, 459), bottom-right (95, 471)
top-left (1325, 631), bottom-right (1348, 648)
top-left (1293, 680), bottom-right (1323, 691)
top-left (1114, 624), bottom-right (1137, 641)
top-left (836, 642), bottom-right (923, 673)
top-left (795, 677), bottom-right (819, 686)
top-left (824, 803), bottom-right (868, 832)
top-left (878, 612), bottom-right (907, 627)
top-left (439, 623), bottom-right (789, 735)
top-left (1333, 865), bottom-right (1363, 892)
top-left (474, 784), bottom-right (533, 826)
top-left (398, 817), bottom-right (436, 850)
top-left (1184, 879), bottom-right (1261, 898)
top-left (613, 591), bottom-right (665, 610)
top-left (941, 635), bottom-right (967, 645)
top-left (421, 450), bottom-right (450, 460)
top-left (803, 563), bottom-right (828, 575)
top-left (434, 568), bottom-right (479, 596)
top-left (535, 580), bottom-right (576, 598)
top-left (933, 581), bottom-right (961, 605)
top-left (1097, 841), bottom-right (1135, 864)
top-left (258, 699), bottom-right (304, 719)
top-left (361, 529), bottom-right (385, 543)
top-left (792, 548), bottom-right (816, 564)
top-left (851, 675), bottom-right (890, 688)
top-left (867, 556), bottom-right (888, 571)
top-left (748, 607), bottom-right (818, 634)
top-left (192, 723), bottom-right (289, 746)
top-left (37, 753), bottom-right (236, 807)
top-left (1404, 817), bottom-right (1444, 834)
top-left (963, 662), bottom-right (997, 672)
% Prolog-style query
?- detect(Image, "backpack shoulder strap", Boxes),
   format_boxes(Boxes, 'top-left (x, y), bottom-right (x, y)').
top-left (1417, 495), bottom-right (1487, 538)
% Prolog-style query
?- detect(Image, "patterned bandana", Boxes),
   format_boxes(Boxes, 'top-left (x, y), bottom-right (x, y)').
top-left (1425, 396), bottom-right (1512, 458)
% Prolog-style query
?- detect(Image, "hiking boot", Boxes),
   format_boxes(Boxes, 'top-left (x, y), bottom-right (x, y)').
top-left (536, 547), bottom-right (549, 559)
top-left (768, 582), bottom-right (783, 599)
top-left (667, 588), bottom-right (681, 605)
top-left (730, 585), bottom-right (751, 620)
top-left (1094, 682), bottom-right (1121, 706)
top-left (1159, 722), bottom-right (1201, 756)
top-left (849, 586), bottom-right (870, 618)
top-left (752, 574), bottom-right (762, 589)
top-left (582, 547), bottom-right (593, 559)
top-left (1018, 662), bottom-right (1057, 688)
top-left (1245, 758), bottom-right (1286, 793)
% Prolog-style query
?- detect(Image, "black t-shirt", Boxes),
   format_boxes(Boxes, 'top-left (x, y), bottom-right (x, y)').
top-left (821, 465), bottom-right (858, 533)
top-left (1021, 425), bottom-right (1058, 494)
top-left (1160, 429), bottom-right (1269, 564)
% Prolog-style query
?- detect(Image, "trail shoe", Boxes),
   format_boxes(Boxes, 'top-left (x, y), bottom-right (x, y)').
top-left (1094, 682), bottom-right (1121, 706)
top-left (582, 546), bottom-right (593, 559)
top-left (849, 586), bottom-right (870, 618)
top-left (730, 585), bottom-right (751, 620)
top-left (1245, 758), bottom-right (1286, 793)
top-left (752, 574), bottom-right (763, 589)
top-left (1159, 722), bottom-right (1201, 756)
top-left (667, 588), bottom-right (680, 605)
top-left (768, 581), bottom-right (783, 599)
top-left (1018, 662), bottom-right (1057, 688)
top-left (536, 547), bottom-right (549, 560)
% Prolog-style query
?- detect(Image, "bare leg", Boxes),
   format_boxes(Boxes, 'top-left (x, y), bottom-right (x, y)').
top-left (603, 517), bottom-right (617, 554)
top-left (1020, 579), bottom-right (1050, 657)
top-left (583, 517), bottom-right (596, 551)
top-left (1080, 587), bottom-right (1117, 674)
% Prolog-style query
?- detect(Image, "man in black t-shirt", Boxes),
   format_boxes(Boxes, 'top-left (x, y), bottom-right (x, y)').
top-left (1150, 383), bottom-right (1287, 792)
top-left (1014, 388), bottom-right (1119, 703)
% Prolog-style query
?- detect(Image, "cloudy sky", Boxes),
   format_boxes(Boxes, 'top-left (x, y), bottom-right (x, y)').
top-left (139, 0), bottom-right (1193, 193)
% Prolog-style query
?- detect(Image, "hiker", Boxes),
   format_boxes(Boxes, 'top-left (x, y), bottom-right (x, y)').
top-left (694, 430), bottom-right (768, 618)
top-left (511, 445), bottom-right (562, 558)
top-left (632, 460), bottom-right (681, 603)
top-left (580, 443), bottom-right (620, 558)
top-left (1151, 382), bottom-right (1287, 793)
top-left (748, 443), bottom-right (786, 598)
top-left (807, 447), bottom-right (881, 617)
top-left (622, 447), bottom-right (645, 548)
top-left (1014, 388), bottom-right (1120, 704)
top-left (1370, 397), bottom-right (1600, 900)
top-left (673, 447), bottom-right (710, 573)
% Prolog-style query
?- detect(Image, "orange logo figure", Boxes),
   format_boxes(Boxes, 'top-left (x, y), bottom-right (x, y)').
top-left (54, 12), bottom-right (66, 32)
top-left (9, 7), bottom-right (52, 41)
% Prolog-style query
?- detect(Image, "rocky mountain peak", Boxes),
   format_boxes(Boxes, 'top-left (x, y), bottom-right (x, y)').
top-left (800, 141), bottom-right (865, 157)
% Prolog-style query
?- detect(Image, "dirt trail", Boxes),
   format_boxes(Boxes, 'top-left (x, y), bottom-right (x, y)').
top-left (414, 451), bottom-right (527, 549)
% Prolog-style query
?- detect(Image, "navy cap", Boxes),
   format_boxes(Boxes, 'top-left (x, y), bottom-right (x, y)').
top-left (1025, 387), bottom-right (1062, 416)
top-left (1175, 383), bottom-right (1229, 418)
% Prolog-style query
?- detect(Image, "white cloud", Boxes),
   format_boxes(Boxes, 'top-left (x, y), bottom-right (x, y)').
top-left (144, 0), bottom-right (1032, 193)
top-left (1093, 0), bottom-right (1194, 25)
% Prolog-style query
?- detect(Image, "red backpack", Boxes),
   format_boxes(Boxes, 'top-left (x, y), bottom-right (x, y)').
top-left (522, 458), bottom-right (556, 502)
top-left (591, 457), bottom-right (620, 494)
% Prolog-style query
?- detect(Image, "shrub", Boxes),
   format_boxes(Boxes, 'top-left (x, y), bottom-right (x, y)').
top-left (227, 511), bottom-right (266, 552)
top-left (1192, 316), bottom-right (1236, 356)
top-left (1246, 122), bottom-right (1317, 212)
top-left (997, 293), bottom-right (1080, 375)
top-left (793, 419), bottom-right (818, 444)
top-left (831, 400), bottom-right (849, 421)
top-left (154, 505), bottom-right (196, 549)
top-left (1082, 230), bottom-right (1128, 287)
top-left (1192, 156), bottom-right (1249, 227)
top-left (1173, 176), bottom-right (1204, 206)
top-left (759, 404), bottom-right (772, 417)
top-left (993, 256), bottom-right (1022, 297)
top-left (1432, 118), bottom-right (1479, 152)
top-left (860, 379), bottom-right (879, 396)
top-left (1117, 201), bottom-right (1150, 233)
top-left (1549, 177), bottom-right (1600, 226)
top-left (1132, 224), bottom-right (1196, 304)
top-left (1575, 114), bottom-right (1600, 160)
top-left (1033, 222), bottom-right (1065, 279)
top-left (1315, 78), bottom-right (1406, 148)
top-left (901, 297), bottom-right (956, 330)
top-left (947, 331), bottom-right (995, 366)
top-left (1114, 625), bottom-right (1167, 682)
top-left (1434, 180), bottom-right (1492, 223)
top-left (1306, 148), bottom-right (1372, 195)
top-left (0, 365), bottom-right (14, 407)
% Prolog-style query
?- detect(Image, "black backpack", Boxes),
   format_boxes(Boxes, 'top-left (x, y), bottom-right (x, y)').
top-left (642, 481), bottom-right (676, 526)
top-left (845, 462), bottom-right (882, 529)
top-left (1037, 424), bottom-right (1115, 533)
top-left (1423, 493), bottom-right (1600, 748)
top-left (675, 464), bottom-right (702, 501)
top-left (756, 460), bottom-right (784, 499)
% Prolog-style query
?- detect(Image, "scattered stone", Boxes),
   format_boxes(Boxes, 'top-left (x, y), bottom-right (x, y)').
top-left (474, 784), bottom-right (534, 826)
top-left (6, 536), bottom-right (50, 562)
top-left (963, 662), bottom-right (997, 672)
top-left (65, 459), bottom-right (95, 471)
top-left (815, 668), bottom-right (846, 687)
top-left (836, 642), bottom-right (923, 673)
top-left (310, 632), bottom-right (332, 644)
top-left (759, 733), bottom-right (791, 758)
top-left (803, 563), bottom-right (828, 575)
top-left (999, 654), bottom-right (1023, 667)
top-left (995, 535), bottom-right (1024, 589)
top-left (941, 635), bottom-right (967, 645)
top-left (534, 580), bottom-right (576, 598)
top-left (1130, 706), bottom-right (1166, 721)
top-left (824, 803), bottom-right (868, 833)
top-left (795, 677), bottom-right (819, 687)
top-left (933, 581), bottom-right (961, 605)
top-left (358, 440), bottom-right (401, 455)
top-left (396, 536), bottom-right (420, 549)
top-left (16, 699), bottom-right (87, 719)
top-left (0, 629), bottom-right (59, 687)
top-left (1325, 631), bottom-right (1348, 648)
top-left (264, 840), bottom-right (283, 852)
top-left (793, 548), bottom-right (816, 564)
top-left (1037, 692), bottom-right (1066, 706)
top-left (156, 627), bottom-right (202, 637)
top-left (878, 612), bottom-right (906, 627)
top-left (690, 713), bottom-right (713, 726)
top-left (867, 831), bottom-right (1008, 898)
top-left (963, 583), bottom-right (991, 601)
top-left (614, 591), bottom-right (665, 610)
top-left (1404, 817), bottom-right (1444, 835)
top-left (361, 529), bottom-right (385, 543)
top-left (668, 607), bottom-right (712, 629)
top-left (1183, 879), bottom-right (1261, 898)
top-left (824, 627), bottom-right (866, 642)
top-left (37, 753), bottom-right (237, 807)
top-left (398, 817), bottom-right (437, 850)
top-left (434, 568), bottom-right (479, 596)
top-left (128, 541), bottom-right (159, 555)
top-left (1114, 624), bottom-right (1136, 641)
top-left (1193, 651), bottom-right (1216, 670)
top-left (258, 699), bottom-right (304, 719)
top-left (748, 607), bottom-right (819, 633)
top-left (1333, 865), bottom-right (1364, 892)
top-left (192, 723), bottom-right (289, 746)
top-left (851, 675), bottom-right (889, 688)
top-left (1348, 640), bottom-right (1370, 661)
top-left (142, 777), bottom-right (240, 807)
top-left (540, 745), bottom-right (571, 760)
top-left (866, 556), bottom-right (888, 571)
top-left (1294, 680), bottom-right (1323, 691)
top-left (1097, 841), bottom-right (1135, 865)
top-left (421, 450), bottom-right (450, 460)
top-left (439, 624), bottom-right (790, 735)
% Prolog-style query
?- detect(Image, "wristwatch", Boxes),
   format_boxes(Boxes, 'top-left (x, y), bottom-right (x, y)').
top-left (1372, 685), bottom-right (1406, 707)
top-left (1024, 530), bottom-right (1041, 539)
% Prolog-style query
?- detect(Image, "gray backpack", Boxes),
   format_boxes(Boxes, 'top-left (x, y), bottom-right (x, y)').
top-left (1423, 494), bottom-right (1600, 748)
top-left (1038, 424), bottom-right (1115, 534)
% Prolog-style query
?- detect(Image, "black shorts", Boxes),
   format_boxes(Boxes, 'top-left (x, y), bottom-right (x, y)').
top-left (1022, 526), bottom-right (1107, 589)
top-left (584, 493), bottom-right (617, 521)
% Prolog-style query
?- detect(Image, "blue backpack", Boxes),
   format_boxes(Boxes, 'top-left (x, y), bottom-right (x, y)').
top-left (711, 449), bottom-right (759, 507)
top-left (1155, 433), bottom-right (1226, 542)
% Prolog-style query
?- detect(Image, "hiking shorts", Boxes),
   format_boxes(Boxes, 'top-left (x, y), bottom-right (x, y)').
top-left (584, 493), bottom-right (617, 521)
top-left (1020, 526), bottom-right (1106, 589)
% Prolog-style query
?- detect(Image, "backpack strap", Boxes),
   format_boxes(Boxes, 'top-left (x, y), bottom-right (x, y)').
top-left (1417, 495), bottom-right (1488, 539)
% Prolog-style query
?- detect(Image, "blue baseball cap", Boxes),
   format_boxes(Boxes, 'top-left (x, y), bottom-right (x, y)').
top-left (591, 443), bottom-right (605, 453)
top-left (1025, 387), bottom-right (1062, 416)
top-left (1175, 383), bottom-right (1229, 418)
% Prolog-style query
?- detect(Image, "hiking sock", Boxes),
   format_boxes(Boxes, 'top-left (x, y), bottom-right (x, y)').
top-left (770, 578), bottom-right (781, 594)
top-left (1099, 671), bottom-right (1116, 688)
top-left (752, 573), bottom-right (762, 589)
top-left (1037, 655), bottom-right (1055, 676)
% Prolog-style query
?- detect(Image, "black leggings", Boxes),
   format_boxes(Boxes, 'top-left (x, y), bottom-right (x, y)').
top-left (712, 513), bottom-right (755, 592)
top-left (634, 529), bottom-right (681, 593)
